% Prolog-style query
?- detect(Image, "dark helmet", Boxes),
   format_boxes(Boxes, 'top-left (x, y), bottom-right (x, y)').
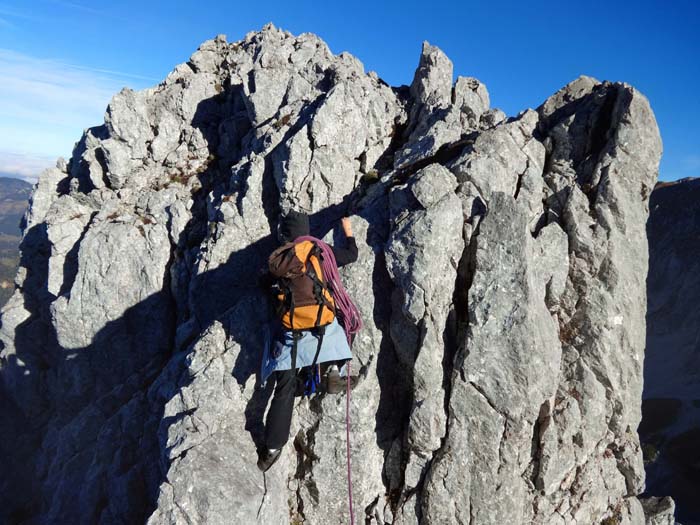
top-left (278, 210), bottom-right (310, 243)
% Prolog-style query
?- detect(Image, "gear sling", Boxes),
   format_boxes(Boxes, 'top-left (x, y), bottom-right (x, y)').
top-left (268, 239), bottom-right (336, 395)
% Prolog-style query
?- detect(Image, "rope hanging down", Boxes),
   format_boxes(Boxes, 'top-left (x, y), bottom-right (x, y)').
top-left (296, 235), bottom-right (359, 525)
top-left (346, 361), bottom-right (355, 525)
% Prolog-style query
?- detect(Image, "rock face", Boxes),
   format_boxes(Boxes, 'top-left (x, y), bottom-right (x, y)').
top-left (643, 177), bottom-right (700, 525)
top-left (0, 25), bottom-right (664, 524)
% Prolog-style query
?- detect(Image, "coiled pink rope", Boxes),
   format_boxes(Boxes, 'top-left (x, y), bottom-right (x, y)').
top-left (297, 235), bottom-right (363, 345)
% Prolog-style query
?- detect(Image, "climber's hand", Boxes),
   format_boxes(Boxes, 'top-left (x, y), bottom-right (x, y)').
top-left (341, 217), bottom-right (353, 238)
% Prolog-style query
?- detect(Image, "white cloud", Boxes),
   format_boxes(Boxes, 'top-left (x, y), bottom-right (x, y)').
top-left (46, 0), bottom-right (105, 16)
top-left (0, 48), bottom-right (156, 182)
top-left (0, 151), bottom-right (57, 182)
top-left (0, 5), bottom-right (41, 22)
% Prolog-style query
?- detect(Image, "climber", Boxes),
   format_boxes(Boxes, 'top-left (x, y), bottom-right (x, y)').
top-left (257, 210), bottom-right (362, 472)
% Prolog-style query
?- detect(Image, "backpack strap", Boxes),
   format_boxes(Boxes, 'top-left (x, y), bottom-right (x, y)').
top-left (306, 261), bottom-right (336, 313)
top-left (309, 325), bottom-right (325, 369)
top-left (286, 279), bottom-right (296, 329)
top-left (288, 290), bottom-right (302, 371)
top-left (291, 330), bottom-right (302, 371)
top-left (304, 258), bottom-right (328, 396)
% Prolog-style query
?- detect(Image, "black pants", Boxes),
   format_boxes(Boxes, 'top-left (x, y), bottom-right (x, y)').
top-left (263, 360), bottom-right (348, 449)
top-left (264, 368), bottom-right (297, 450)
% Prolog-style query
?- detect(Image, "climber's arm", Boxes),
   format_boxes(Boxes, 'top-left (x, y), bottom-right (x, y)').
top-left (331, 217), bottom-right (358, 267)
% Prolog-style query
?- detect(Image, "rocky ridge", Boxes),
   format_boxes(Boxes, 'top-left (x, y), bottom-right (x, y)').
top-left (0, 25), bottom-right (668, 524)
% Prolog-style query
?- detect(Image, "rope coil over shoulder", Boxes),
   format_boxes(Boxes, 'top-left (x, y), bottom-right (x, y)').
top-left (295, 235), bottom-right (363, 346)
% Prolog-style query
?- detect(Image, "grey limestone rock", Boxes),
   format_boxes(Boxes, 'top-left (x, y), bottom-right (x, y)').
top-left (0, 24), bottom-right (667, 525)
top-left (385, 163), bottom-right (464, 499)
top-left (640, 496), bottom-right (676, 525)
top-left (394, 42), bottom-right (490, 170)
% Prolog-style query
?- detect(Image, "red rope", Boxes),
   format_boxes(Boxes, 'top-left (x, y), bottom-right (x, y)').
top-left (346, 361), bottom-right (354, 525)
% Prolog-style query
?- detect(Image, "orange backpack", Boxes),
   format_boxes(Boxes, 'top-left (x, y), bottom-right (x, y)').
top-left (268, 239), bottom-right (336, 331)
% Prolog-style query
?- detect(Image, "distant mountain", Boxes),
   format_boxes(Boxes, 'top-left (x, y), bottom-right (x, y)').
top-left (643, 176), bottom-right (700, 525)
top-left (0, 177), bottom-right (32, 306)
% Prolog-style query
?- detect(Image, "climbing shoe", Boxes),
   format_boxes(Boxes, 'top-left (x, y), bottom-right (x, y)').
top-left (325, 367), bottom-right (359, 394)
top-left (257, 447), bottom-right (282, 472)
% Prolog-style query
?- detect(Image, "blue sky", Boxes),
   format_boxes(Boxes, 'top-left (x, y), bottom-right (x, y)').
top-left (0, 0), bottom-right (697, 182)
